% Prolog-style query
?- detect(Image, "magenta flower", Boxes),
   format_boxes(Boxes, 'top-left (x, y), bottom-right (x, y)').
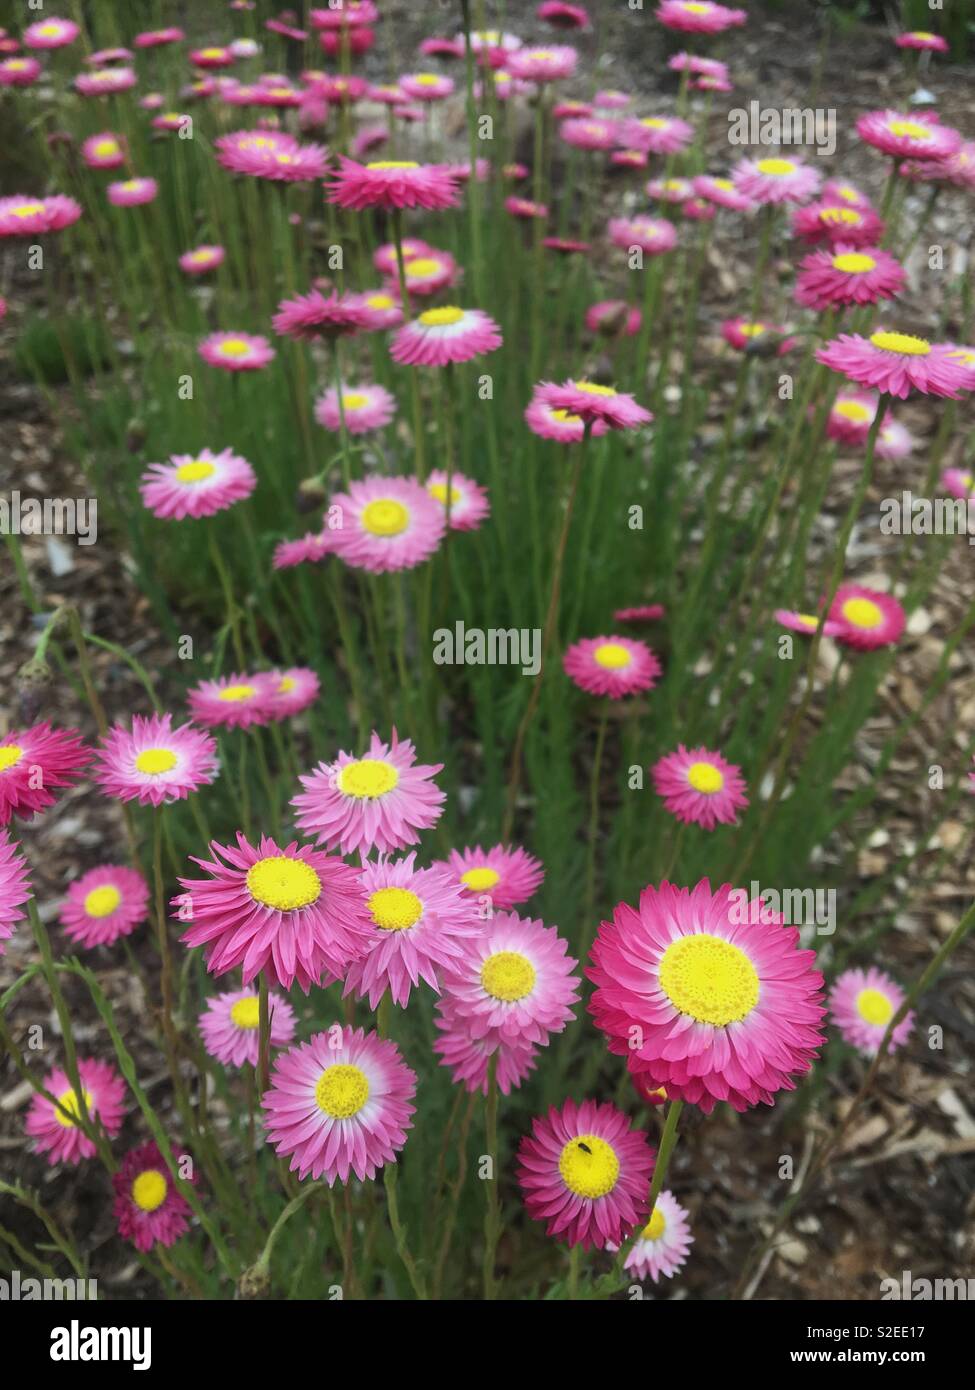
top-left (373, 237), bottom-right (431, 275)
top-left (392, 249), bottom-right (459, 298)
top-left (292, 729), bottom-right (445, 858)
top-left (877, 418), bottom-right (915, 461)
top-left (187, 674), bottom-right (275, 731)
top-left (198, 331), bottom-right (275, 372)
top-left (942, 467), bottom-right (975, 501)
top-left (795, 244), bottom-right (905, 309)
top-left (140, 447), bottom-right (256, 519)
top-left (559, 117), bottom-right (619, 151)
top-left (828, 583), bottom-right (905, 651)
top-left (518, 1099), bottom-right (655, 1250)
top-left (314, 382), bottom-right (396, 434)
top-left (826, 390), bottom-right (882, 446)
top-left (81, 133), bottom-right (126, 169)
top-left (857, 109), bottom-right (962, 161)
top-left (434, 1001), bottom-right (539, 1095)
top-left (75, 67), bottom-right (136, 96)
top-left (273, 289), bottom-right (367, 341)
top-left (425, 470), bottom-right (490, 532)
top-left (792, 200), bottom-right (884, 248)
top-left (829, 967), bottom-right (914, 1056)
top-left (652, 744), bottom-right (749, 829)
top-left (107, 178), bottom-right (158, 208)
top-left (895, 31), bottom-right (948, 53)
top-left (774, 609), bottom-right (844, 639)
top-left (24, 17), bottom-right (80, 49)
top-left (326, 157), bottom-right (459, 211)
top-left (262, 1026), bottom-right (416, 1184)
top-left (538, 1), bottom-right (590, 29)
top-left (179, 244), bottom-right (225, 275)
top-left (0, 722), bottom-right (90, 826)
top-left (816, 330), bottom-right (968, 399)
top-left (93, 713), bottom-right (218, 805)
top-left (564, 636), bottom-right (662, 699)
top-left (692, 174), bottom-right (753, 211)
top-left (732, 155), bottom-right (821, 205)
top-left (613, 1189), bottom-right (694, 1282)
top-left (265, 667), bottom-right (321, 720)
top-left (215, 129), bottom-right (299, 175)
top-left (134, 28), bottom-right (185, 48)
top-left (400, 72), bottom-right (454, 101)
top-left (328, 475), bottom-right (445, 574)
top-left (113, 1141), bottom-right (194, 1252)
top-left (350, 288), bottom-right (405, 331)
top-left (507, 45), bottom-right (578, 82)
top-left (607, 215), bottom-right (678, 254)
top-left (26, 1058), bottom-right (126, 1165)
top-left (390, 306), bottom-right (502, 367)
top-left (198, 987), bottom-right (296, 1068)
top-left (506, 195), bottom-right (549, 220)
top-left (0, 195), bottom-right (82, 239)
top-left (614, 604), bottom-right (665, 623)
top-left (273, 531), bottom-right (337, 570)
top-left (524, 390), bottom-right (610, 443)
top-left (622, 115), bottom-right (693, 155)
top-left (434, 844), bottom-right (545, 910)
top-left (0, 830), bottom-right (31, 954)
top-left (190, 45), bottom-right (235, 68)
top-left (61, 865), bottom-right (149, 949)
top-left (646, 175), bottom-right (695, 203)
top-left (657, 1), bottom-right (746, 33)
top-left (721, 317), bottom-right (793, 354)
top-left (533, 379), bottom-right (652, 431)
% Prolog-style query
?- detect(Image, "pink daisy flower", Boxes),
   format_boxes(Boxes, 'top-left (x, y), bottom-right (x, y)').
top-left (826, 390), bottom-right (882, 446)
top-left (187, 674), bottom-right (275, 731)
top-left (26, 1058), bottom-right (125, 1165)
top-left (273, 531), bottom-right (336, 570)
top-left (400, 72), bottom-right (454, 101)
top-left (518, 1099), bottom-right (655, 1250)
top-left (732, 155), bottom-right (822, 205)
top-left (199, 331), bottom-right (275, 372)
top-left (721, 317), bottom-right (793, 354)
top-left (262, 1026), bottom-right (416, 1184)
top-left (0, 58), bottom-right (42, 87)
top-left (93, 713), bottom-right (219, 805)
top-left (61, 865), bottom-right (149, 950)
top-left (107, 178), bottom-right (157, 208)
top-left (420, 38), bottom-right (465, 59)
top-left (434, 844), bottom-right (545, 910)
top-left (0, 195), bottom-right (82, 239)
top-left (589, 879), bottom-right (826, 1113)
top-left (373, 237), bottom-right (431, 275)
top-left (816, 330), bottom-right (968, 399)
top-left (857, 109), bottom-right (962, 162)
top-left (310, 3), bottom-right (379, 31)
top-left (0, 722), bottom-right (90, 826)
top-left (343, 854), bottom-right (482, 1009)
top-left (681, 197), bottom-right (716, 223)
top-left (179, 244), bottom-right (225, 275)
top-left (610, 149), bottom-right (649, 169)
top-left (326, 157), bottom-right (459, 211)
top-left (74, 68), bottom-right (136, 96)
top-left (434, 1001), bottom-right (540, 1095)
top-left (896, 31), bottom-right (948, 53)
top-left (792, 201), bottom-right (884, 248)
top-left (564, 636), bottom-right (662, 699)
top-left (668, 52), bottom-right (729, 75)
top-left (505, 196), bottom-right (549, 220)
top-left (524, 390), bottom-right (611, 443)
top-left (134, 28), bottom-right (185, 48)
top-left (190, 45), bottom-right (235, 68)
top-left (942, 467), bottom-right (975, 501)
top-left (877, 419), bottom-right (915, 462)
top-left (198, 986), bottom-right (296, 1068)
top-left (559, 117), bottom-right (619, 151)
top-left (587, 301), bottom-right (642, 337)
top-left (614, 1189), bottom-right (694, 1282)
top-left (774, 609), bottom-right (844, 639)
top-left (465, 29), bottom-right (522, 66)
top-left (829, 967), bottom-right (914, 1056)
top-left (439, 910), bottom-right (579, 1048)
top-left (273, 290), bottom-right (367, 341)
top-left (945, 344), bottom-right (975, 390)
top-left (425, 470), bottom-right (490, 531)
top-left (595, 88), bottom-right (631, 109)
top-left (113, 1141), bottom-right (193, 1253)
top-left (507, 45), bottom-right (578, 82)
top-left (553, 100), bottom-right (593, 120)
top-left (390, 306), bottom-right (502, 367)
top-left (329, 476), bottom-right (445, 574)
top-left (139, 447), bottom-right (256, 519)
top-left (652, 744), bottom-right (748, 829)
top-left (23, 17), bottom-right (79, 49)
top-left (533, 379), bottom-right (652, 431)
top-left (902, 143), bottom-right (975, 191)
top-left (614, 605), bottom-right (665, 623)
top-left (0, 829), bottom-right (31, 953)
top-left (81, 133), bottom-right (126, 170)
top-left (235, 139), bottom-right (329, 182)
top-left (265, 667), bottom-right (321, 720)
top-left (647, 176), bottom-right (695, 203)
top-left (178, 833), bottom-right (372, 990)
top-left (392, 249), bottom-right (458, 298)
top-left (795, 245), bottom-right (905, 309)
top-left (538, 1), bottom-right (590, 27)
top-left (315, 383), bottom-right (396, 434)
top-left (292, 729), bottom-right (445, 857)
top-left (351, 288), bottom-right (405, 331)
top-left (545, 236), bottom-right (591, 254)
top-left (692, 174), bottom-right (753, 211)
top-left (828, 584), bottom-right (905, 651)
top-left (656, 1), bottom-right (746, 34)
top-left (623, 115), bottom-right (693, 155)
top-left (215, 129), bottom-right (297, 174)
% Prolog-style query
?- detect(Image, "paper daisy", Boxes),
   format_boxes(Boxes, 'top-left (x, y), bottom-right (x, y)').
top-left (198, 331), bottom-right (275, 372)
top-left (329, 476), bottom-right (446, 573)
top-left (81, 133), bottom-right (126, 169)
top-left (425, 470), bottom-right (490, 531)
top-left (326, 157), bottom-right (459, 211)
top-left (179, 244), bottom-right (226, 275)
top-left (26, 1058), bottom-right (126, 1165)
top-left (774, 609), bottom-right (844, 638)
top-left (139, 448), bottom-right (256, 519)
top-left (24, 17), bottom-right (80, 49)
top-left (795, 246), bottom-right (906, 309)
top-left (0, 830), bottom-right (31, 954)
top-left (265, 667), bottom-right (320, 720)
top-left (373, 237), bottom-right (432, 275)
top-left (0, 195), bottom-right (82, 239)
top-left (272, 290), bottom-right (367, 341)
top-left (75, 68), bottom-right (136, 96)
top-left (0, 722), bottom-right (90, 826)
top-left (877, 419), bottom-right (915, 461)
top-left (434, 844), bottom-right (545, 909)
top-left (198, 986), bottom-right (296, 1067)
top-left (896, 31), bottom-right (948, 52)
top-left (615, 1190), bottom-right (693, 1282)
top-left (187, 674), bottom-right (275, 730)
top-left (400, 72), bottom-right (454, 101)
top-left (692, 174), bottom-right (753, 211)
top-left (524, 391), bottom-right (610, 443)
top-left (434, 1001), bottom-right (539, 1095)
top-left (721, 317), bottom-right (792, 354)
top-left (533, 379), bottom-right (652, 431)
top-left (829, 967), bottom-right (914, 1056)
top-left (614, 604), bottom-right (665, 623)
top-left (539, 1), bottom-right (590, 27)
top-left (178, 833), bottom-right (372, 990)
top-left (588, 879), bottom-right (826, 1113)
top-left (273, 531), bottom-right (337, 569)
top-left (93, 713), bottom-right (219, 805)
top-left (113, 1141), bottom-right (194, 1252)
top-left (507, 45), bottom-right (578, 81)
top-left (559, 118), bottom-right (619, 151)
top-left (942, 468), bottom-right (975, 501)
top-left (292, 729), bottom-right (445, 857)
top-left (817, 330), bottom-right (969, 398)
top-left (61, 865), bottom-right (149, 950)
top-left (563, 636), bottom-right (662, 699)
top-left (826, 391), bottom-right (882, 446)
top-left (857, 109), bottom-right (961, 162)
top-left (792, 200), bottom-right (885, 248)
top-left (392, 249), bottom-right (459, 298)
top-left (505, 196), bottom-right (549, 220)
top-left (0, 58), bottom-right (43, 87)
top-left (314, 383), bottom-right (396, 434)
top-left (623, 115), bottom-right (693, 155)
top-left (390, 306), bottom-right (502, 367)
top-left (732, 155), bottom-right (821, 205)
top-left (828, 584), bottom-right (905, 651)
top-left (652, 744), bottom-right (748, 829)
top-left (656, 1), bottom-right (746, 34)
top-left (135, 28), bottom-right (185, 48)
top-left (107, 178), bottom-right (158, 208)
top-left (262, 1026), bottom-right (416, 1183)
top-left (439, 910), bottom-right (579, 1048)
top-left (518, 1099), bottom-right (655, 1250)
top-left (607, 215), bottom-right (678, 255)
top-left (351, 288), bottom-right (405, 330)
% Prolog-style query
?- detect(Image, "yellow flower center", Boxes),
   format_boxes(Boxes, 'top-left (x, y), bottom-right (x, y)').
top-left (856, 987), bottom-right (893, 1026)
top-left (593, 641), bottom-right (632, 669)
top-left (83, 885), bottom-right (121, 918)
top-left (200, 48), bottom-right (225, 59)
top-left (460, 866), bottom-right (501, 892)
top-left (796, 613), bottom-right (820, 628)
top-left (368, 886), bottom-right (424, 931)
top-left (640, 117), bottom-right (668, 129)
top-left (54, 1087), bottom-right (92, 1128)
top-left (869, 331), bottom-right (930, 356)
top-left (551, 408), bottom-right (582, 424)
top-left (218, 338), bottom-right (252, 357)
top-left (820, 207), bottom-right (861, 225)
top-left (481, 950), bottom-right (536, 1002)
top-left (230, 996), bottom-right (260, 1029)
top-left (834, 400), bottom-right (871, 422)
top-left (94, 140), bottom-right (119, 156)
top-left (132, 1169), bottom-right (168, 1213)
top-left (0, 745), bottom-right (24, 773)
top-left (218, 684), bottom-right (257, 702)
top-left (134, 747), bottom-right (178, 774)
top-left (245, 855), bottom-right (321, 911)
top-left (419, 306), bottom-right (465, 327)
top-left (574, 380), bottom-right (617, 396)
top-left (278, 676), bottom-right (296, 693)
top-left (315, 1063), bottom-right (369, 1118)
top-left (558, 1135), bottom-right (620, 1199)
top-left (337, 757), bottom-right (399, 799)
top-left (428, 482), bottom-right (462, 505)
top-left (176, 460), bottom-right (216, 484)
top-left (714, 178), bottom-right (734, 191)
top-left (38, 23), bottom-right (62, 36)
top-left (949, 349), bottom-right (975, 366)
top-left (658, 933), bottom-right (760, 1026)
top-left (841, 596), bottom-right (883, 628)
top-left (683, 3), bottom-right (712, 12)
top-left (340, 391), bottom-right (369, 411)
top-left (888, 119), bottom-right (931, 140)
top-left (686, 760), bottom-right (724, 793)
top-left (367, 160), bottom-right (419, 170)
top-left (739, 322), bottom-right (766, 338)
top-left (405, 257), bottom-right (442, 277)
top-left (414, 74), bottom-right (440, 86)
top-left (757, 157), bottom-right (796, 176)
top-left (832, 252), bottom-right (876, 273)
top-left (366, 293), bottom-right (393, 309)
top-left (12, 202), bottom-right (45, 218)
top-left (361, 499), bottom-right (409, 536)
top-left (643, 1206), bottom-right (667, 1240)
top-left (121, 181), bottom-right (142, 193)
top-left (910, 32), bottom-right (935, 41)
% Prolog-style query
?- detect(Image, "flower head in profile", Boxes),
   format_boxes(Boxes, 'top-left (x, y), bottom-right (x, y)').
top-left (588, 879), bottom-right (826, 1112)
top-left (24, 17), bottom-right (80, 49)
top-left (732, 155), bottom-right (821, 205)
top-left (179, 245), bottom-right (225, 275)
top-left (292, 729), bottom-right (445, 857)
top-left (817, 331), bottom-right (968, 398)
top-left (390, 306), bottom-right (502, 367)
top-left (273, 290), bottom-right (367, 341)
top-left (857, 109), bottom-right (961, 161)
top-left (178, 833), bottom-right (372, 991)
top-left (792, 200), bottom-right (884, 248)
top-left (895, 31), bottom-right (948, 53)
top-left (0, 195), bottom-right (82, 239)
top-left (614, 604), bottom-right (665, 623)
top-left (622, 115), bottom-right (693, 155)
top-left (262, 1026), bottom-right (416, 1184)
top-left (0, 722), bottom-right (91, 826)
top-left (829, 967), bottom-right (914, 1056)
top-left (0, 58), bottom-right (43, 87)
top-left (187, 675), bottom-right (275, 731)
top-left (425, 470), bottom-right (490, 532)
top-left (434, 844), bottom-right (545, 910)
top-left (328, 476), bottom-right (446, 574)
top-left (612, 1190), bottom-right (694, 1282)
top-left (826, 390), bottom-right (882, 446)
top-left (828, 583), bottom-right (905, 651)
top-left (656, 1), bottom-right (746, 35)
top-left (140, 448), bottom-right (256, 519)
top-left (199, 987), bottom-right (296, 1068)
top-left (564, 636), bottom-right (661, 699)
top-left (692, 174), bottom-right (752, 211)
top-left (652, 745), bottom-right (748, 829)
top-left (107, 178), bottom-right (158, 208)
top-left (524, 390), bottom-right (610, 443)
top-left (391, 249), bottom-right (458, 298)
top-left (507, 46), bottom-right (578, 82)
top-left (265, 668), bottom-right (321, 720)
top-left (774, 609), bottom-right (844, 639)
top-left (314, 382), bottom-right (396, 434)
top-left (942, 467), bottom-right (975, 502)
top-left (795, 245), bottom-right (905, 309)
top-left (61, 865), bottom-right (149, 950)
top-left (326, 157), bottom-right (459, 211)
top-left (0, 830), bottom-right (31, 954)
top-left (400, 72), bottom-right (454, 101)
top-left (518, 1099), bottom-right (655, 1249)
top-left (273, 531), bottom-right (337, 570)
top-left (199, 331), bottom-right (275, 372)
top-left (434, 1003), bottom-right (539, 1095)
top-left (350, 288), bottom-right (404, 331)
top-left (26, 1058), bottom-right (126, 1165)
top-left (113, 1142), bottom-right (194, 1252)
top-left (75, 67), bottom-right (136, 96)
top-left (721, 317), bottom-right (793, 354)
top-left (93, 714), bottom-right (218, 804)
top-left (533, 379), bottom-right (652, 431)
top-left (82, 133), bottom-right (126, 169)
top-left (559, 117), bottom-right (619, 151)
top-left (607, 215), bottom-right (678, 255)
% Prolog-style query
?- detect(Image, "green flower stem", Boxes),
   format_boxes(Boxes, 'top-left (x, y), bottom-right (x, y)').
top-left (482, 1053), bottom-right (502, 1300)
